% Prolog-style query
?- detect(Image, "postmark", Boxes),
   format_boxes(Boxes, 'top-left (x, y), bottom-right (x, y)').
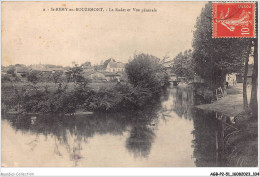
top-left (212, 2), bottom-right (255, 38)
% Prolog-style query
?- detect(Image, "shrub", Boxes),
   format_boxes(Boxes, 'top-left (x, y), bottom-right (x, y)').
top-left (86, 83), bottom-right (154, 112)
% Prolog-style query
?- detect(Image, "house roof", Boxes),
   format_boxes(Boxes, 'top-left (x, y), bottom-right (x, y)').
top-left (103, 58), bottom-right (125, 69)
top-left (103, 58), bottom-right (116, 68)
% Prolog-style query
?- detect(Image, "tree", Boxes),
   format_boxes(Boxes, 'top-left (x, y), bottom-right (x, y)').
top-left (249, 2), bottom-right (258, 119)
top-left (27, 71), bottom-right (39, 84)
top-left (243, 53), bottom-right (249, 110)
top-left (250, 41), bottom-right (258, 119)
top-left (125, 53), bottom-right (169, 95)
top-left (66, 66), bottom-right (84, 83)
top-left (172, 49), bottom-right (195, 80)
top-left (192, 2), bottom-right (252, 91)
top-left (7, 67), bottom-right (16, 77)
top-left (81, 61), bottom-right (91, 67)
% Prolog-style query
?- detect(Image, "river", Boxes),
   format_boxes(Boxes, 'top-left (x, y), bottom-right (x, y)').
top-left (1, 86), bottom-right (234, 167)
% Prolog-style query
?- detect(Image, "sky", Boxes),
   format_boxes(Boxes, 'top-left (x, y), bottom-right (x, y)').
top-left (2, 1), bottom-right (207, 67)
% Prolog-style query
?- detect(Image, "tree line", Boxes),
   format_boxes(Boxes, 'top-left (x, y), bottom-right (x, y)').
top-left (172, 2), bottom-right (258, 119)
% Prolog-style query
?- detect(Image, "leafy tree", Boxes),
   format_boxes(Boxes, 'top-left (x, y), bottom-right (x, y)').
top-left (192, 2), bottom-right (252, 90)
top-left (81, 61), bottom-right (91, 67)
top-left (172, 49), bottom-right (195, 80)
top-left (125, 53), bottom-right (169, 94)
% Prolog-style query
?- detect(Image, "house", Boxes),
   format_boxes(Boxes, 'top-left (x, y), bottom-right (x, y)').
top-left (103, 58), bottom-right (125, 73)
top-left (226, 73), bottom-right (237, 86)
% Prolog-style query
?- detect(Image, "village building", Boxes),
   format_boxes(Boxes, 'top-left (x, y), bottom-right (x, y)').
top-left (82, 70), bottom-right (123, 82)
top-left (30, 64), bottom-right (65, 74)
top-left (103, 58), bottom-right (125, 73)
top-left (226, 73), bottom-right (237, 86)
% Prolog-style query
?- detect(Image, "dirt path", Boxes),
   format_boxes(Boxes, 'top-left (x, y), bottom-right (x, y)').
top-left (196, 84), bottom-right (248, 117)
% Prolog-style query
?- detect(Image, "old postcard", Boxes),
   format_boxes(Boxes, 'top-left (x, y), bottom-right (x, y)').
top-left (1, 0), bottom-right (258, 172)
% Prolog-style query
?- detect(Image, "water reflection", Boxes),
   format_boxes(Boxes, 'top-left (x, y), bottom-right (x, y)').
top-left (126, 125), bottom-right (155, 158)
top-left (2, 86), bottom-right (234, 167)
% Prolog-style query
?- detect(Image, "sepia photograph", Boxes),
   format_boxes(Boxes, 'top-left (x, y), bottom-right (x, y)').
top-left (1, 0), bottom-right (258, 172)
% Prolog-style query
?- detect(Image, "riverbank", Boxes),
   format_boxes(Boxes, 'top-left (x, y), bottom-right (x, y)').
top-left (2, 81), bottom-right (116, 92)
top-left (196, 84), bottom-right (246, 117)
top-left (196, 83), bottom-right (257, 167)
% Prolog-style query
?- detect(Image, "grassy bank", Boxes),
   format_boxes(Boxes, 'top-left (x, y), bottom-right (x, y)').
top-left (2, 80), bottom-right (166, 114)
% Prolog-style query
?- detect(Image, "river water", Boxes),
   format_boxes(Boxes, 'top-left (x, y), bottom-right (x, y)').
top-left (2, 86), bottom-right (234, 167)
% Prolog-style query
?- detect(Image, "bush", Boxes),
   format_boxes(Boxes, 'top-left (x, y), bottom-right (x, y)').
top-left (14, 83), bottom-right (90, 114)
top-left (85, 83), bottom-right (154, 112)
top-left (27, 71), bottom-right (39, 84)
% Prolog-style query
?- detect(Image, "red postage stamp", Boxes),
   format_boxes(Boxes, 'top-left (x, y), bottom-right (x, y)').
top-left (212, 2), bottom-right (255, 38)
